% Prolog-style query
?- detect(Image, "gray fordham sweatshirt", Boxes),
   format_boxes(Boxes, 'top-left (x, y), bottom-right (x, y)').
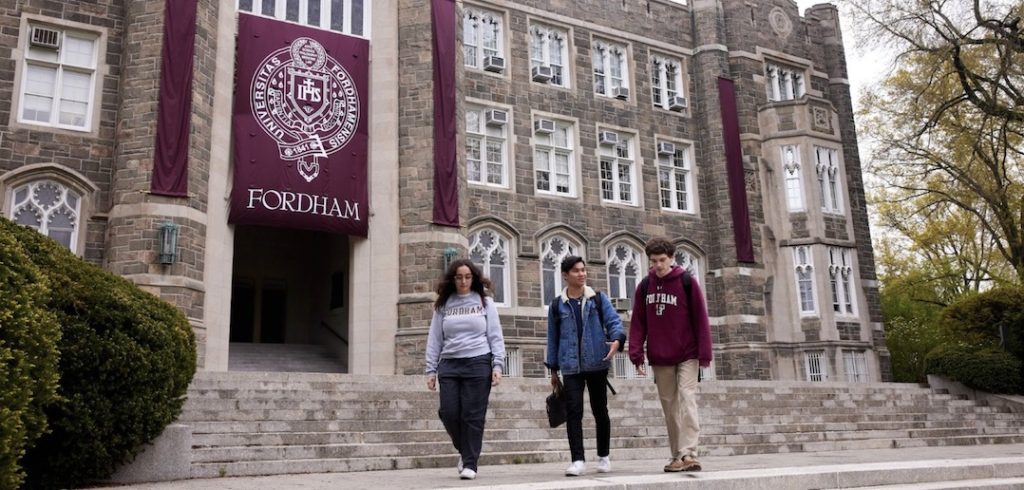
top-left (424, 293), bottom-right (506, 375)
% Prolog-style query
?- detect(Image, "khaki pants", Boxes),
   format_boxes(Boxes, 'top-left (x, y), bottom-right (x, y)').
top-left (652, 359), bottom-right (700, 459)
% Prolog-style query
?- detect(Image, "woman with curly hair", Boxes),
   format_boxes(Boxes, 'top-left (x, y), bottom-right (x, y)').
top-left (425, 258), bottom-right (506, 480)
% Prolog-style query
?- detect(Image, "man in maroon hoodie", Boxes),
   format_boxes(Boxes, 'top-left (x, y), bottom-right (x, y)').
top-left (629, 237), bottom-right (712, 472)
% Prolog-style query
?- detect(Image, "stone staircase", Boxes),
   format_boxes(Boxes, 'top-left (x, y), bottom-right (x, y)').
top-left (180, 372), bottom-right (1024, 479)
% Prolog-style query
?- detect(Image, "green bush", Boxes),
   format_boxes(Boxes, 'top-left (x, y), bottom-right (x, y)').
top-left (925, 343), bottom-right (1022, 394)
top-left (941, 286), bottom-right (1024, 361)
top-left (0, 222), bottom-right (61, 489)
top-left (0, 218), bottom-right (197, 489)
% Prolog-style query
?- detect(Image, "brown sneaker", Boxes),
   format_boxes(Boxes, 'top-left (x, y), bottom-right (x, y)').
top-left (663, 458), bottom-right (687, 472)
top-left (681, 455), bottom-right (702, 472)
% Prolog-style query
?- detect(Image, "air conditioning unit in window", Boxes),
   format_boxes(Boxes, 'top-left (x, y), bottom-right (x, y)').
top-left (598, 130), bottom-right (619, 146)
top-left (30, 27), bottom-right (60, 49)
top-left (533, 118), bottom-right (555, 134)
top-left (612, 86), bottom-right (630, 100)
top-left (532, 65), bottom-right (553, 83)
top-left (485, 109), bottom-right (508, 126)
top-left (483, 55), bottom-right (506, 73)
top-left (657, 141), bottom-right (676, 156)
top-left (610, 297), bottom-right (632, 312)
top-left (669, 95), bottom-right (688, 111)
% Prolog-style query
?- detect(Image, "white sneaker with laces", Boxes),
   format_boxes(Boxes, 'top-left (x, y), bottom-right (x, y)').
top-left (456, 457), bottom-right (463, 474)
top-left (565, 460), bottom-right (586, 476)
top-left (459, 468), bottom-right (476, 480)
top-left (596, 456), bottom-right (611, 473)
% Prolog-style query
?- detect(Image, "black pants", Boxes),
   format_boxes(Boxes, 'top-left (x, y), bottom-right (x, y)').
top-left (563, 369), bottom-right (610, 462)
top-left (437, 354), bottom-right (493, 471)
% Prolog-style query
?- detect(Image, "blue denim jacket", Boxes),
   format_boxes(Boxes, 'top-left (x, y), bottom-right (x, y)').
top-left (545, 286), bottom-right (626, 375)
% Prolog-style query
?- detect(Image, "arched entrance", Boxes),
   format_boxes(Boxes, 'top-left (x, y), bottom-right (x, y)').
top-left (228, 225), bottom-right (350, 372)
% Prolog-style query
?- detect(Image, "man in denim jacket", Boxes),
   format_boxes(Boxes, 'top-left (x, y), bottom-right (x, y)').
top-left (545, 256), bottom-right (627, 476)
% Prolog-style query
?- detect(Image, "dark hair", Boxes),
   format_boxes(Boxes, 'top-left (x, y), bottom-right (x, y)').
top-left (644, 236), bottom-right (675, 258)
top-left (434, 258), bottom-right (492, 311)
top-left (560, 255), bottom-right (585, 274)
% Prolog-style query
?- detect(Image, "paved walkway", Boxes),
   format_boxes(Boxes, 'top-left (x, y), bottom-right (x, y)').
top-left (92, 443), bottom-right (1024, 489)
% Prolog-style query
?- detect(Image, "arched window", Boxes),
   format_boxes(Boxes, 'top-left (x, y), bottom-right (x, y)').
top-left (673, 247), bottom-right (701, 281)
top-left (469, 227), bottom-right (511, 306)
top-left (463, 7), bottom-right (503, 70)
top-left (606, 242), bottom-right (642, 301)
top-left (794, 245), bottom-right (816, 315)
top-left (9, 179), bottom-right (82, 250)
top-left (540, 235), bottom-right (580, 305)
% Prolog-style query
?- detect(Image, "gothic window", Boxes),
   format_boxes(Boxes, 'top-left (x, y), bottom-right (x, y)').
top-left (815, 146), bottom-right (843, 213)
top-left (782, 145), bottom-right (804, 211)
top-left (463, 6), bottom-right (503, 70)
top-left (469, 227), bottom-right (511, 306)
top-left (828, 247), bottom-right (856, 316)
top-left (606, 242), bottom-right (642, 301)
top-left (794, 245), bottom-right (816, 315)
top-left (592, 40), bottom-right (628, 97)
top-left (651, 55), bottom-right (685, 110)
top-left (529, 23), bottom-right (568, 87)
top-left (9, 180), bottom-right (82, 250)
top-left (540, 235), bottom-right (580, 305)
top-left (765, 62), bottom-right (805, 102)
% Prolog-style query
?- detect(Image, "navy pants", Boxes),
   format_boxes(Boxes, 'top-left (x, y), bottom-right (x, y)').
top-left (437, 354), bottom-right (493, 471)
top-left (563, 369), bottom-right (610, 462)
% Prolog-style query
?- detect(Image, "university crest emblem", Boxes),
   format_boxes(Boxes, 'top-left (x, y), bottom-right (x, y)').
top-left (250, 37), bottom-right (360, 182)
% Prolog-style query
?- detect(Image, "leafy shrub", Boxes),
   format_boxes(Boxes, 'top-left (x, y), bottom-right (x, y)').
top-left (884, 316), bottom-right (948, 383)
top-left (925, 343), bottom-right (1022, 394)
top-left (0, 221), bottom-right (60, 489)
top-left (941, 286), bottom-right (1024, 361)
top-left (0, 218), bottom-right (197, 489)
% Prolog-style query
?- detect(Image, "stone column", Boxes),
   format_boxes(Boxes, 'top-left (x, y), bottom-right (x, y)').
top-left (105, 0), bottom-right (218, 367)
top-left (690, 0), bottom-right (771, 380)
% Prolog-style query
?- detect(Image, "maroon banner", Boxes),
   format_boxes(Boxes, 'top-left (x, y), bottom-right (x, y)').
top-left (151, 0), bottom-right (197, 197)
top-left (718, 77), bottom-right (755, 263)
top-left (230, 13), bottom-right (369, 237)
top-left (431, 0), bottom-right (460, 227)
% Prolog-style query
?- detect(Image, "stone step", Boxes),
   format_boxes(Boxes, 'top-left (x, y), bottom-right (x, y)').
top-left (847, 477), bottom-right (1024, 489)
top-left (191, 426), bottom-right (1022, 452)
top-left (180, 395), bottom-right (976, 413)
top-left (189, 442), bottom-right (1024, 481)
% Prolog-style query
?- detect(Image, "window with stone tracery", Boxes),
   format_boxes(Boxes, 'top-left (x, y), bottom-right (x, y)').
top-left (469, 227), bottom-right (511, 306)
top-left (9, 180), bottom-right (82, 250)
top-left (540, 235), bottom-right (580, 305)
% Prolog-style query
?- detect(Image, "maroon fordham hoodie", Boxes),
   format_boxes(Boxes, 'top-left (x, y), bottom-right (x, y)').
top-left (628, 265), bottom-right (712, 367)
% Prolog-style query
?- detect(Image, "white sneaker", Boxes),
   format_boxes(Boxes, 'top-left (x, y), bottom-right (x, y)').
top-left (596, 456), bottom-right (611, 473)
top-left (456, 456), bottom-right (463, 474)
top-left (459, 468), bottom-right (476, 480)
top-left (565, 460), bottom-right (586, 476)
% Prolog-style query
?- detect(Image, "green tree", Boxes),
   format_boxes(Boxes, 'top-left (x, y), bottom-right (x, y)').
top-left (852, 0), bottom-right (1024, 283)
top-left (876, 237), bottom-right (949, 382)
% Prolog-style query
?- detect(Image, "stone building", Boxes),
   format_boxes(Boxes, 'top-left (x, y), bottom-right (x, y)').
top-left (0, 0), bottom-right (890, 382)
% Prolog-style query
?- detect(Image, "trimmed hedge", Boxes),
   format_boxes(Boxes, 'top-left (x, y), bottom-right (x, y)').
top-left (925, 344), bottom-right (1022, 394)
top-left (941, 286), bottom-right (1024, 362)
top-left (0, 218), bottom-right (197, 489)
top-left (0, 221), bottom-right (61, 489)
